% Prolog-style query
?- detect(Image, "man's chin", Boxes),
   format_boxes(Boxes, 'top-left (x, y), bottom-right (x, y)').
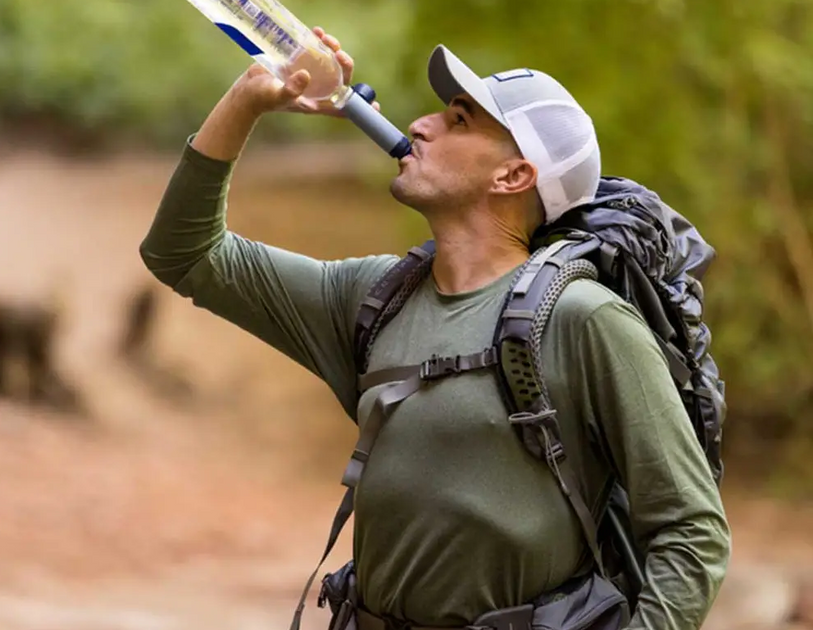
top-left (388, 176), bottom-right (413, 207)
top-left (388, 175), bottom-right (434, 214)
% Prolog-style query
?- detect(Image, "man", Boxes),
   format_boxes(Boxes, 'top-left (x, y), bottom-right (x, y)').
top-left (140, 28), bottom-right (731, 630)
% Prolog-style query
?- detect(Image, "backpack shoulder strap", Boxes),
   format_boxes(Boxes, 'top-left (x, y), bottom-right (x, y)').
top-left (354, 240), bottom-right (436, 376)
top-left (494, 234), bottom-right (603, 410)
top-left (495, 234), bottom-right (612, 576)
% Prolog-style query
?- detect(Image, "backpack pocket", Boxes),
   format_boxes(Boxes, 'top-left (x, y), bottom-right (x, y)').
top-left (530, 572), bottom-right (630, 630)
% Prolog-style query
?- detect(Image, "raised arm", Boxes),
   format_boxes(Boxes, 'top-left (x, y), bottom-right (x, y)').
top-left (139, 37), bottom-right (396, 417)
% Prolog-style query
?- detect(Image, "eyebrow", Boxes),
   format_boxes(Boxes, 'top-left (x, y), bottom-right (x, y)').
top-left (450, 96), bottom-right (475, 118)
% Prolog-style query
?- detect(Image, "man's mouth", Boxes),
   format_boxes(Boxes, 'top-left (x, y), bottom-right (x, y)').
top-left (398, 154), bottom-right (415, 169)
top-left (400, 143), bottom-right (419, 164)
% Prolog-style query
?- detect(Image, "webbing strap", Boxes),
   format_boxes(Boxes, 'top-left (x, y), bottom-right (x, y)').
top-left (511, 238), bottom-right (574, 296)
top-left (510, 403), bottom-right (605, 577)
top-left (342, 375), bottom-right (424, 488)
top-left (358, 365), bottom-right (420, 393)
top-left (555, 456), bottom-right (605, 576)
top-left (653, 334), bottom-right (693, 390)
top-left (497, 238), bottom-right (601, 348)
top-left (357, 347), bottom-right (499, 393)
top-left (292, 347), bottom-right (499, 630)
top-left (290, 488), bottom-right (355, 630)
top-left (354, 241), bottom-right (436, 375)
top-left (598, 242), bottom-right (618, 277)
top-left (290, 377), bottom-right (420, 630)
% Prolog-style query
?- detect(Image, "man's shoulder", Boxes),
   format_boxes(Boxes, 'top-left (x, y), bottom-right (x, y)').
top-left (542, 277), bottom-right (654, 347)
top-left (326, 252), bottom-right (400, 285)
top-left (550, 278), bottom-right (629, 323)
top-left (546, 279), bottom-right (660, 362)
top-left (327, 251), bottom-right (401, 314)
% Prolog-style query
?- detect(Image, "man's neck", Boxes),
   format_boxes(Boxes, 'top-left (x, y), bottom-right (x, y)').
top-left (427, 207), bottom-right (531, 295)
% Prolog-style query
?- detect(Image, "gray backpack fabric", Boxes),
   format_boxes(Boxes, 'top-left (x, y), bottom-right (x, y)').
top-left (289, 176), bottom-right (725, 630)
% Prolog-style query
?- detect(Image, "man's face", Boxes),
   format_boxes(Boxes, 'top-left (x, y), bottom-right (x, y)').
top-left (390, 94), bottom-right (522, 212)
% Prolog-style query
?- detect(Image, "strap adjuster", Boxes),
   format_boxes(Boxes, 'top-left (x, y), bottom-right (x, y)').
top-left (509, 410), bottom-right (565, 461)
top-left (545, 440), bottom-right (566, 466)
top-left (508, 408), bottom-right (557, 428)
top-left (350, 449), bottom-right (369, 464)
top-left (420, 354), bottom-right (460, 380)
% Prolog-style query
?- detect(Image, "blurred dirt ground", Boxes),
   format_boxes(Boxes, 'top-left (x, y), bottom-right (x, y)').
top-left (0, 144), bottom-right (810, 629)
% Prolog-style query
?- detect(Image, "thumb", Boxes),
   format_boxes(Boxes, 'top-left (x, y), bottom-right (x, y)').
top-left (279, 69), bottom-right (311, 103)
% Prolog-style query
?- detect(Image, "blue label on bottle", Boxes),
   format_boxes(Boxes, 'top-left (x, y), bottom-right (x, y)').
top-left (215, 0), bottom-right (303, 60)
top-left (252, 11), bottom-right (300, 57)
top-left (216, 22), bottom-right (263, 56)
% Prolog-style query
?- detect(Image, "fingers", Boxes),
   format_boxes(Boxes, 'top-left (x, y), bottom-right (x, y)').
top-left (278, 69), bottom-right (311, 105)
top-left (312, 27), bottom-right (354, 85)
top-left (322, 33), bottom-right (341, 53)
top-left (312, 26), bottom-right (340, 53)
top-left (336, 50), bottom-right (354, 85)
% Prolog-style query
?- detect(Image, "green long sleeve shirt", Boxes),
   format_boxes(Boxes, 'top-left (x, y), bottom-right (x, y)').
top-left (140, 139), bottom-right (731, 630)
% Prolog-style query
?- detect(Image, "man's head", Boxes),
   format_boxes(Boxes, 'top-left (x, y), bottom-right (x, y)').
top-left (390, 45), bottom-right (601, 229)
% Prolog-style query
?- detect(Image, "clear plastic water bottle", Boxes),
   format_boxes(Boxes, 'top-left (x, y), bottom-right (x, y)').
top-left (183, 0), bottom-right (412, 159)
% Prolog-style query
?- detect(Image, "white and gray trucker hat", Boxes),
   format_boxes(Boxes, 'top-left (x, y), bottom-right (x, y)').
top-left (428, 45), bottom-right (601, 224)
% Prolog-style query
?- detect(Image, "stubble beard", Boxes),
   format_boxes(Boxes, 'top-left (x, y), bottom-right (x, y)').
top-left (389, 172), bottom-right (429, 212)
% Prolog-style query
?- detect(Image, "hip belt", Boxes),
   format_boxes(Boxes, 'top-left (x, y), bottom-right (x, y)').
top-left (319, 562), bottom-right (630, 630)
top-left (356, 605), bottom-right (535, 630)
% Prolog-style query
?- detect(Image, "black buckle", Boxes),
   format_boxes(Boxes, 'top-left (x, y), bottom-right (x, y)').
top-left (419, 354), bottom-right (460, 380)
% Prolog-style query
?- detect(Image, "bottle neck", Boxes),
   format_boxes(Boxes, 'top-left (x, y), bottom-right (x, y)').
top-left (330, 84), bottom-right (354, 109)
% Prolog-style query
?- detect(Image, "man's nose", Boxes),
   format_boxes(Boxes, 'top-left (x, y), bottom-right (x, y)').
top-left (408, 112), bottom-right (442, 141)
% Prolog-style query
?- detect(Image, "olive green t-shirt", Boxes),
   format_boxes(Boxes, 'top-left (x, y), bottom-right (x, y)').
top-left (140, 140), bottom-right (731, 630)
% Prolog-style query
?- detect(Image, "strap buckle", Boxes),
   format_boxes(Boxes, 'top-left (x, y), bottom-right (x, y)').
top-left (480, 346), bottom-right (500, 366)
top-left (508, 410), bottom-right (564, 461)
top-left (545, 439), bottom-right (566, 467)
top-left (509, 408), bottom-right (568, 487)
top-left (420, 354), bottom-right (461, 380)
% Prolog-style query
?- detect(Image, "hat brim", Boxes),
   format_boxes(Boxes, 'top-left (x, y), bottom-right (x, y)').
top-left (427, 45), bottom-right (508, 128)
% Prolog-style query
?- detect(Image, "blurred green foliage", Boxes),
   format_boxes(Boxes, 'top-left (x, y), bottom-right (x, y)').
top-left (0, 0), bottom-right (411, 143)
top-left (1, 0), bottom-right (812, 489)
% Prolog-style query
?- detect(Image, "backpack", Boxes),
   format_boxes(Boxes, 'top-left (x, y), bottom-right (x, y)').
top-left (289, 176), bottom-right (726, 630)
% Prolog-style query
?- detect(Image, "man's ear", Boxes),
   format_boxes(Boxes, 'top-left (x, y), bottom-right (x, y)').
top-left (491, 159), bottom-right (538, 196)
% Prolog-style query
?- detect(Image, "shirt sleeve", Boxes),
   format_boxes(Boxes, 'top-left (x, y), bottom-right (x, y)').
top-left (139, 138), bottom-right (398, 417)
top-left (574, 299), bottom-right (732, 630)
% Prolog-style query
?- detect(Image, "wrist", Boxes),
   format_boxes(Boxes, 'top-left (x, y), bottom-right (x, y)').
top-left (224, 81), bottom-right (265, 123)
top-left (191, 86), bottom-right (262, 162)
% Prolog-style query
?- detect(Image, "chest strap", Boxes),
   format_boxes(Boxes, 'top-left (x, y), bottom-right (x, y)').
top-left (290, 347), bottom-right (500, 630)
top-left (358, 347), bottom-right (500, 393)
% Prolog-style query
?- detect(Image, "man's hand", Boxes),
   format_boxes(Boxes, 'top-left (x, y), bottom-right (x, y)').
top-left (192, 27), bottom-right (374, 161)
top-left (229, 27), bottom-right (379, 118)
